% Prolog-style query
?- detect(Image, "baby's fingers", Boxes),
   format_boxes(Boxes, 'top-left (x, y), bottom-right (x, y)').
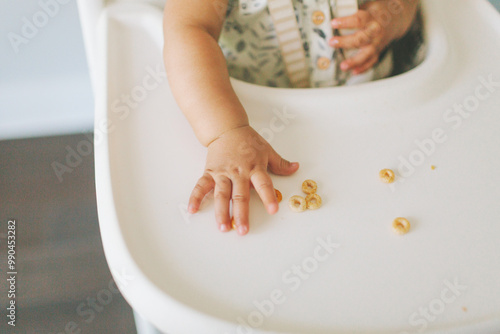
top-left (340, 46), bottom-right (377, 74)
top-left (351, 54), bottom-right (378, 75)
top-left (330, 21), bottom-right (380, 50)
top-left (188, 173), bottom-right (215, 213)
top-left (214, 175), bottom-right (232, 232)
top-left (251, 169), bottom-right (278, 215)
top-left (331, 10), bottom-right (371, 30)
top-left (231, 177), bottom-right (250, 235)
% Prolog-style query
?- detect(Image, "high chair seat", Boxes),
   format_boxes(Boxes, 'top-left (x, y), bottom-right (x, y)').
top-left (83, 0), bottom-right (500, 332)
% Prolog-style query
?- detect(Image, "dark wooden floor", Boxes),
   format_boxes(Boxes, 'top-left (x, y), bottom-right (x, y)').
top-left (0, 134), bottom-right (136, 334)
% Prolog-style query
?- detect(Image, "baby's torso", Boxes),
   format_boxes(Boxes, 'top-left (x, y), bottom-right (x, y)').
top-left (219, 0), bottom-right (384, 88)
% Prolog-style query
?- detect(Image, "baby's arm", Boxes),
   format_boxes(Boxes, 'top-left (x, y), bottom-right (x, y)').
top-left (163, 0), bottom-right (247, 145)
top-left (163, 0), bottom-right (299, 235)
top-left (329, 0), bottom-right (419, 74)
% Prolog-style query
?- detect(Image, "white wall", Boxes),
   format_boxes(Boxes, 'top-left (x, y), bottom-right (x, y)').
top-left (0, 0), bottom-right (94, 140)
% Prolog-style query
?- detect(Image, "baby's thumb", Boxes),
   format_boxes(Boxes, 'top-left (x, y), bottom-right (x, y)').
top-left (268, 149), bottom-right (299, 176)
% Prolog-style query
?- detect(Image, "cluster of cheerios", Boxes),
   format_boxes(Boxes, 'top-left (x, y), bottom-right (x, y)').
top-left (379, 168), bottom-right (411, 235)
top-left (228, 164), bottom-right (431, 234)
top-left (288, 179), bottom-right (322, 213)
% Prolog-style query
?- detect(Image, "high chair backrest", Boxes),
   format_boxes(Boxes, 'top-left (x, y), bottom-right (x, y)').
top-left (77, 0), bottom-right (166, 90)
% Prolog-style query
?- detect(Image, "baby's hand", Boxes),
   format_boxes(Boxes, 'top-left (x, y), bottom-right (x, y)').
top-left (187, 126), bottom-right (299, 235)
top-left (329, 1), bottom-right (402, 75)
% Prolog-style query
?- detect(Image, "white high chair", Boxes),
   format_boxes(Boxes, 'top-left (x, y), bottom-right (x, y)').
top-left (77, 1), bottom-right (500, 333)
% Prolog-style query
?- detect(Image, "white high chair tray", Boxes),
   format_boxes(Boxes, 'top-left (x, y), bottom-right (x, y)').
top-left (94, 1), bottom-right (500, 333)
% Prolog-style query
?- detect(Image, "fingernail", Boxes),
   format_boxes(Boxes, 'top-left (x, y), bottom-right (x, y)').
top-left (330, 38), bottom-right (339, 46)
top-left (341, 62), bottom-right (349, 71)
top-left (291, 162), bottom-right (299, 168)
top-left (188, 204), bottom-right (195, 213)
top-left (331, 19), bottom-right (340, 28)
top-left (238, 225), bottom-right (248, 235)
top-left (220, 224), bottom-right (228, 232)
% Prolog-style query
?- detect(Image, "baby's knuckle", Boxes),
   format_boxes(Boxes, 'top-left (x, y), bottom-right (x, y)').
top-left (256, 181), bottom-right (273, 192)
top-left (356, 34), bottom-right (366, 47)
top-left (372, 21), bottom-right (382, 34)
top-left (232, 193), bottom-right (249, 203)
top-left (203, 173), bottom-right (214, 182)
top-left (356, 30), bottom-right (371, 48)
top-left (214, 191), bottom-right (229, 200)
top-left (193, 183), bottom-right (206, 193)
top-left (354, 15), bottom-right (363, 27)
top-left (230, 166), bottom-right (247, 177)
top-left (366, 27), bottom-right (376, 39)
top-left (216, 176), bottom-right (231, 186)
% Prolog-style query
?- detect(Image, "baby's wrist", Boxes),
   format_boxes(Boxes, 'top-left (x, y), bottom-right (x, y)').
top-left (204, 123), bottom-right (251, 147)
